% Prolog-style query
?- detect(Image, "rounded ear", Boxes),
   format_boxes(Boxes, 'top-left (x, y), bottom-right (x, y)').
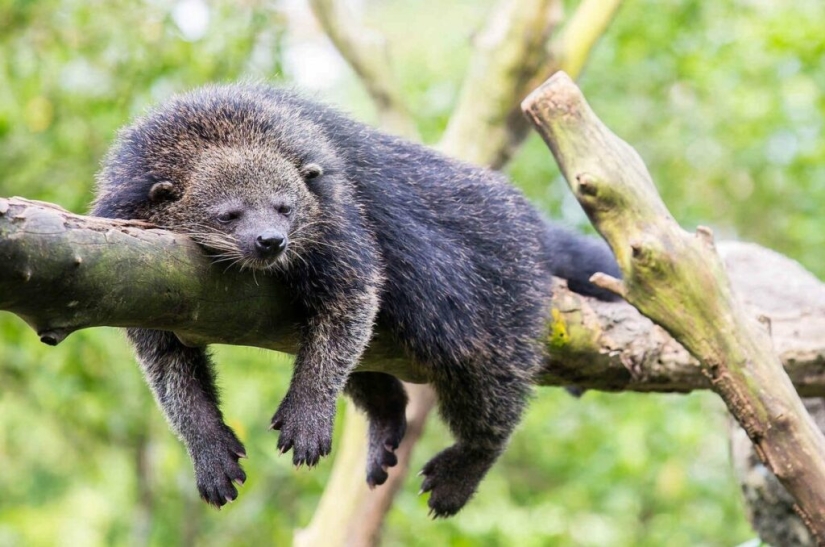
top-left (300, 163), bottom-right (324, 180)
top-left (148, 181), bottom-right (179, 203)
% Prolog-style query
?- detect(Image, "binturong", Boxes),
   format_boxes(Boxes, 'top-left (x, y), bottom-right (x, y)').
top-left (92, 84), bottom-right (621, 517)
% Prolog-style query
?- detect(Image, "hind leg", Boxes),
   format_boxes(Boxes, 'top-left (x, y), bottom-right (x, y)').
top-left (420, 367), bottom-right (530, 517)
top-left (345, 372), bottom-right (408, 487)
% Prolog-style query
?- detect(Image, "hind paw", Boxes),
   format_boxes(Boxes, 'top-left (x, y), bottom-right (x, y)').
top-left (365, 413), bottom-right (406, 488)
top-left (419, 445), bottom-right (493, 518)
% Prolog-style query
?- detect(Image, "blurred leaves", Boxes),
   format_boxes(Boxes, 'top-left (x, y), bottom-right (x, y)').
top-left (0, 0), bottom-right (823, 544)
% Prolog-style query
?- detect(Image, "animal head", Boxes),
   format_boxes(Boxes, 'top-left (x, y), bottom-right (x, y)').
top-left (161, 145), bottom-right (327, 271)
top-left (95, 84), bottom-right (346, 272)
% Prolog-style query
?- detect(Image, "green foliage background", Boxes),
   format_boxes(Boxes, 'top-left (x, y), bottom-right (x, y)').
top-left (0, 0), bottom-right (823, 545)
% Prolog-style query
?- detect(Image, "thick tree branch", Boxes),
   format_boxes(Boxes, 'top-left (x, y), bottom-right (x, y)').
top-left (522, 71), bottom-right (825, 541)
top-left (2, 196), bottom-right (824, 395)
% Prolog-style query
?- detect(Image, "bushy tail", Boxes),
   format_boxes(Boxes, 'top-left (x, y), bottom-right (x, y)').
top-left (540, 222), bottom-right (622, 302)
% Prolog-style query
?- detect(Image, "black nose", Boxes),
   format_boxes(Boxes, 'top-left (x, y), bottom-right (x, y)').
top-left (255, 231), bottom-right (287, 257)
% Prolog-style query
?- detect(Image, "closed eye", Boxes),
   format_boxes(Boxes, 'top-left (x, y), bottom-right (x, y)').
top-left (217, 211), bottom-right (241, 224)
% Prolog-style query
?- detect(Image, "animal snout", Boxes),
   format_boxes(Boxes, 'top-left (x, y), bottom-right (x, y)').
top-left (255, 231), bottom-right (287, 257)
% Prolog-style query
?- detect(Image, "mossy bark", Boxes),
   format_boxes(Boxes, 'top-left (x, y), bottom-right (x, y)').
top-left (2, 196), bottom-right (824, 395)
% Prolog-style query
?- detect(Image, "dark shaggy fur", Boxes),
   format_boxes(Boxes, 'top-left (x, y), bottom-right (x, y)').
top-left (93, 84), bottom-right (620, 517)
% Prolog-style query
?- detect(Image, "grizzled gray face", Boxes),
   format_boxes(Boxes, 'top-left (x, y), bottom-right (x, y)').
top-left (166, 145), bottom-right (323, 272)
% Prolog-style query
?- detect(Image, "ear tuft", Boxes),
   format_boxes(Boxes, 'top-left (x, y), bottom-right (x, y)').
top-left (300, 163), bottom-right (324, 180)
top-left (148, 181), bottom-right (178, 203)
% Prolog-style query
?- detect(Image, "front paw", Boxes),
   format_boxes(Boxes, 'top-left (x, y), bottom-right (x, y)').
top-left (270, 395), bottom-right (334, 467)
top-left (191, 426), bottom-right (247, 509)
